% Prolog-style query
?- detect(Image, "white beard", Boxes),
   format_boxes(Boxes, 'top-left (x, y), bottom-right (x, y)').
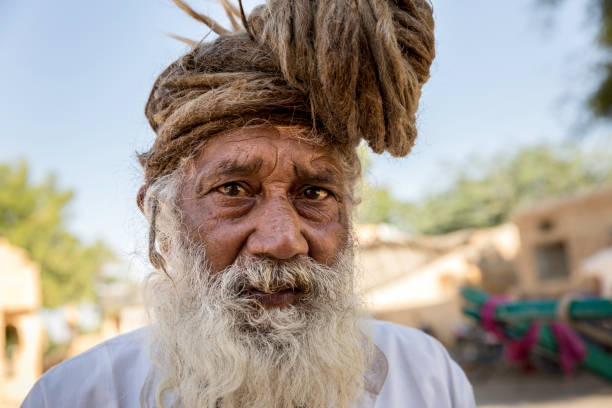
top-left (143, 216), bottom-right (372, 408)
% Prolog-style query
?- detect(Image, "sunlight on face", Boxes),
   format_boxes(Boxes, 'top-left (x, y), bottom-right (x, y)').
top-left (177, 126), bottom-right (351, 276)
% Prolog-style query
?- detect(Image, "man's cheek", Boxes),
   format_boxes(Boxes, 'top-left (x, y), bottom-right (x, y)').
top-left (197, 222), bottom-right (249, 273)
top-left (304, 221), bottom-right (348, 266)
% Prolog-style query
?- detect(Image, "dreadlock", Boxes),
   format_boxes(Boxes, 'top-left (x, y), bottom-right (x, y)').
top-left (140, 0), bottom-right (434, 188)
top-left (138, 0), bottom-right (435, 265)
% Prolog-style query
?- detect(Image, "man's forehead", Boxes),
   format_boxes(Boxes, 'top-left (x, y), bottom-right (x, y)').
top-left (191, 126), bottom-right (344, 179)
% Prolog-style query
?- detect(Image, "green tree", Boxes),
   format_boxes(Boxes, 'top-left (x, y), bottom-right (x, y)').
top-left (541, 0), bottom-right (612, 118)
top-left (0, 161), bottom-right (113, 307)
top-left (357, 183), bottom-right (416, 228)
top-left (411, 144), bottom-right (612, 234)
top-left (356, 146), bottom-right (416, 229)
top-left (356, 143), bottom-right (612, 234)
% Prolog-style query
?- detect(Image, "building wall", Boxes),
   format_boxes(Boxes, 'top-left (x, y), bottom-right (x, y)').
top-left (0, 240), bottom-right (41, 312)
top-left (514, 188), bottom-right (612, 295)
top-left (0, 239), bottom-right (43, 406)
top-left (360, 224), bottom-right (519, 345)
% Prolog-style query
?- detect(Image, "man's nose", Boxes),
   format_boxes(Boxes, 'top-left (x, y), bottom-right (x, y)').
top-left (245, 196), bottom-right (309, 260)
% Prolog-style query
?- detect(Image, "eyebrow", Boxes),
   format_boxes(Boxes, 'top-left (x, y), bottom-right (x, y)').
top-left (292, 164), bottom-right (342, 186)
top-left (194, 158), bottom-right (264, 197)
top-left (214, 158), bottom-right (264, 178)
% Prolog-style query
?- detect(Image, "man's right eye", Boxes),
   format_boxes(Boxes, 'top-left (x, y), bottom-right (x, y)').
top-left (216, 183), bottom-right (248, 197)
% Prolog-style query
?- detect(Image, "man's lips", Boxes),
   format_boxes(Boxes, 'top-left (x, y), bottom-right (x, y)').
top-left (248, 288), bottom-right (303, 309)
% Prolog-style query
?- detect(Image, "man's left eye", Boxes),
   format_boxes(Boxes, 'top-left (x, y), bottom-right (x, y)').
top-left (302, 187), bottom-right (329, 201)
top-left (217, 183), bottom-right (248, 197)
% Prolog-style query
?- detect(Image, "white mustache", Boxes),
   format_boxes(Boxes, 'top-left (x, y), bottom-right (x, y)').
top-left (215, 255), bottom-right (327, 304)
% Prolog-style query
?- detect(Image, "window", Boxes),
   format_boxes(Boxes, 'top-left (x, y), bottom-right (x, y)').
top-left (534, 241), bottom-right (570, 281)
top-left (4, 323), bottom-right (19, 376)
top-left (538, 218), bottom-right (554, 232)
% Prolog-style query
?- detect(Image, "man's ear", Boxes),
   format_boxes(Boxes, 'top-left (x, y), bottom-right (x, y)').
top-left (137, 185), bottom-right (147, 214)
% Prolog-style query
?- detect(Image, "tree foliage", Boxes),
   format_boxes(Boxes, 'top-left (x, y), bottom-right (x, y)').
top-left (357, 144), bottom-right (612, 234)
top-left (356, 147), bottom-right (416, 229)
top-left (541, 0), bottom-right (612, 118)
top-left (0, 161), bottom-right (113, 307)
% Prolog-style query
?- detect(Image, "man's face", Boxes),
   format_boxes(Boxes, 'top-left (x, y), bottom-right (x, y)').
top-left (177, 126), bottom-right (350, 306)
top-left (143, 128), bottom-right (369, 407)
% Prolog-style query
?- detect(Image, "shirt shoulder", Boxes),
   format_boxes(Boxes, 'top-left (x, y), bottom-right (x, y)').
top-left (21, 327), bottom-right (151, 408)
top-left (368, 320), bottom-right (476, 408)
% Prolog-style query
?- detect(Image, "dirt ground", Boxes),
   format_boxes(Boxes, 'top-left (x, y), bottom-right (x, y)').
top-left (467, 361), bottom-right (612, 408)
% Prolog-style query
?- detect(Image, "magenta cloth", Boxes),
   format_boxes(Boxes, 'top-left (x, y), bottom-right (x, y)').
top-left (551, 322), bottom-right (587, 376)
top-left (481, 296), bottom-right (509, 340)
top-left (480, 296), bottom-right (540, 365)
top-left (505, 322), bottom-right (540, 364)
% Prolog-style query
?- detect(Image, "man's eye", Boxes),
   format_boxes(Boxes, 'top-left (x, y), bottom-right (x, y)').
top-left (217, 183), bottom-right (248, 197)
top-left (302, 187), bottom-right (329, 201)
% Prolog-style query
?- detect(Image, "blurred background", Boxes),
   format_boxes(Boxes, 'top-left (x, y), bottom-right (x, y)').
top-left (1, 0), bottom-right (612, 406)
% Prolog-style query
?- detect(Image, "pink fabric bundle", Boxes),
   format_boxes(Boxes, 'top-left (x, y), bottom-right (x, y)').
top-left (551, 322), bottom-right (587, 376)
top-left (480, 297), bottom-right (586, 374)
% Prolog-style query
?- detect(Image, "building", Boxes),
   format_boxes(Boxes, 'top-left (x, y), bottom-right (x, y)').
top-left (580, 247), bottom-right (612, 297)
top-left (513, 188), bottom-right (612, 296)
top-left (357, 224), bottom-right (520, 345)
top-left (0, 239), bottom-right (43, 406)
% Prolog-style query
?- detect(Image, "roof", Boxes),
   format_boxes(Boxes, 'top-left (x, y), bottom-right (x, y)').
top-left (513, 186), bottom-right (612, 220)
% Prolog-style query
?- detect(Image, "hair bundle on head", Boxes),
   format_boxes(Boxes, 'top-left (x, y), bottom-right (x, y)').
top-left (252, 0), bottom-right (435, 154)
top-left (140, 0), bottom-right (435, 193)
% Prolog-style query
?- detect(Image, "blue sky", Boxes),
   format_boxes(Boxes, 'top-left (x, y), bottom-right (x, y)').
top-left (0, 0), bottom-right (603, 267)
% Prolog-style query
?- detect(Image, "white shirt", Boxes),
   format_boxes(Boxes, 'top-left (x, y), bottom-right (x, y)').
top-left (22, 320), bottom-right (476, 407)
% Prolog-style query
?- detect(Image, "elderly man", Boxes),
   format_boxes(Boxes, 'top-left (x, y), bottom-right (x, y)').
top-left (23, 0), bottom-right (476, 407)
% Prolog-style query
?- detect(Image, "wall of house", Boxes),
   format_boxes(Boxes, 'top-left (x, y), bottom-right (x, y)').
top-left (360, 224), bottom-right (520, 346)
top-left (0, 240), bottom-right (43, 406)
top-left (514, 189), bottom-right (612, 296)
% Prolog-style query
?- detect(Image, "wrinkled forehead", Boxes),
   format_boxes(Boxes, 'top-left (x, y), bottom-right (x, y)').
top-left (185, 125), bottom-right (346, 182)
